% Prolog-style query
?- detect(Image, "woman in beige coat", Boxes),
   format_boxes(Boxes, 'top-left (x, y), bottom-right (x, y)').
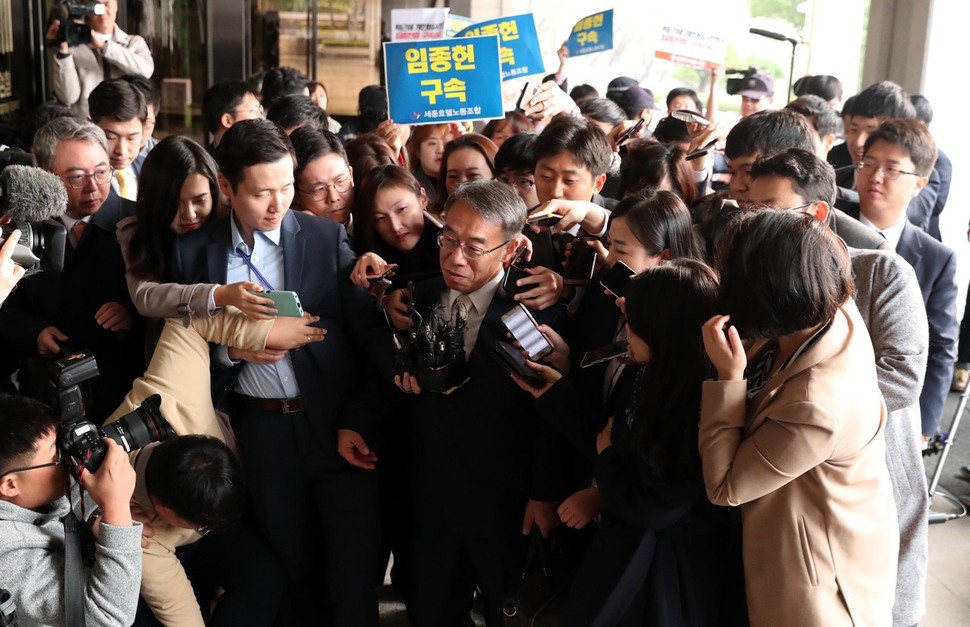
top-left (699, 211), bottom-right (898, 627)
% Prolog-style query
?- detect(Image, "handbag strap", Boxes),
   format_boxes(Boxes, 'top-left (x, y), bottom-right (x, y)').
top-left (63, 513), bottom-right (87, 627)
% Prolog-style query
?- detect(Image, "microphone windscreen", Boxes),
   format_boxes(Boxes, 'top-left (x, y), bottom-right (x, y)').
top-left (1, 165), bottom-right (69, 222)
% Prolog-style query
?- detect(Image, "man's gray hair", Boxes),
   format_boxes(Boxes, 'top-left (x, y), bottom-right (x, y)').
top-left (443, 179), bottom-right (526, 240)
top-left (31, 117), bottom-right (109, 170)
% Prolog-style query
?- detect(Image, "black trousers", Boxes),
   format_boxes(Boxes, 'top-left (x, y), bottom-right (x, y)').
top-left (131, 520), bottom-right (284, 626)
top-left (231, 401), bottom-right (382, 627)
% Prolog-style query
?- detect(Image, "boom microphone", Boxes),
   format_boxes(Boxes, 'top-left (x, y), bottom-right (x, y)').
top-left (749, 27), bottom-right (801, 45)
top-left (0, 164), bottom-right (69, 222)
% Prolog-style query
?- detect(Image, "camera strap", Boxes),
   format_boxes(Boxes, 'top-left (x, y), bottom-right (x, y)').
top-left (63, 513), bottom-right (87, 627)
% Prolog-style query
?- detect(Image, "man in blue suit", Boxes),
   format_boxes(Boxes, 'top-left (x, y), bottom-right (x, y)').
top-left (855, 118), bottom-right (958, 440)
top-left (171, 119), bottom-right (395, 626)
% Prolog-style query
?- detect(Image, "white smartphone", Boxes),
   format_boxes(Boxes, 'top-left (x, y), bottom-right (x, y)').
top-left (500, 303), bottom-right (553, 360)
top-left (671, 110), bottom-right (711, 126)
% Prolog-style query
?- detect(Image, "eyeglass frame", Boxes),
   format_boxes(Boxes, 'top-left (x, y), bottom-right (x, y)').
top-left (58, 167), bottom-right (114, 190)
top-left (855, 160), bottom-right (919, 180)
top-left (233, 103), bottom-right (265, 118)
top-left (436, 230), bottom-right (511, 260)
top-left (495, 175), bottom-right (535, 191)
top-left (0, 447), bottom-right (61, 478)
top-left (297, 175), bottom-right (354, 202)
top-left (748, 201), bottom-right (818, 214)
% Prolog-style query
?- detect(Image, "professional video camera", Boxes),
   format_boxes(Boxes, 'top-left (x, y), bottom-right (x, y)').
top-left (0, 162), bottom-right (69, 274)
top-left (48, 0), bottom-right (106, 47)
top-left (0, 587), bottom-right (16, 627)
top-left (725, 67), bottom-right (761, 96)
top-left (49, 351), bottom-right (174, 474)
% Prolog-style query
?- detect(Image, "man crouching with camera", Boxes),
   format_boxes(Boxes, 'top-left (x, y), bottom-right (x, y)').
top-left (0, 394), bottom-right (142, 627)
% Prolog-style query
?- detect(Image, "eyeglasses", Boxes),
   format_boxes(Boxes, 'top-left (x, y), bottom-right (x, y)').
top-left (234, 104), bottom-right (265, 118)
top-left (749, 201), bottom-right (817, 214)
top-left (495, 176), bottom-right (535, 191)
top-left (856, 161), bottom-right (918, 180)
top-left (298, 175), bottom-right (353, 201)
top-left (437, 231), bottom-right (510, 260)
top-left (0, 448), bottom-right (61, 478)
top-left (58, 167), bottom-right (113, 190)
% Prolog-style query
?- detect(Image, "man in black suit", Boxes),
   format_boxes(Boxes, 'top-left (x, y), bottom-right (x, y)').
top-left (391, 180), bottom-right (568, 626)
top-left (855, 118), bottom-right (958, 440)
top-left (0, 117), bottom-right (142, 423)
top-left (171, 119), bottom-right (395, 626)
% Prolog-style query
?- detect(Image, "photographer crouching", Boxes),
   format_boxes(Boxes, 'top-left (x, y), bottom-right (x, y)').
top-left (0, 394), bottom-right (142, 626)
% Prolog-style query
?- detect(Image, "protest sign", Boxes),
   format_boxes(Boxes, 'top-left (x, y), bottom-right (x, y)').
top-left (655, 22), bottom-right (728, 70)
top-left (563, 10), bottom-right (614, 57)
top-left (391, 8), bottom-right (449, 42)
top-left (455, 14), bottom-right (544, 81)
top-left (384, 36), bottom-right (504, 124)
top-left (446, 14), bottom-right (475, 38)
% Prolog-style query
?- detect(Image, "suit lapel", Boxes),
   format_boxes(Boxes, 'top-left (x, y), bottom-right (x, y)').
top-left (281, 213), bottom-right (305, 293)
top-left (895, 221), bottom-right (923, 271)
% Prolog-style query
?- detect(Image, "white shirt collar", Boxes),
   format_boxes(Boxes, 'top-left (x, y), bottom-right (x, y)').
top-left (446, 269), bottom-right (503, 315)
top-left (859, 212), bottom-right (907, 250)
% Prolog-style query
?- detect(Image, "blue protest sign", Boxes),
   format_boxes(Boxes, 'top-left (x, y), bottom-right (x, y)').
top-left (564, 10), bottom-right (614, 57)
top-left (384, 36), bottom-right (504, 125)
top-left (455, 14), bottom-right (545, 81)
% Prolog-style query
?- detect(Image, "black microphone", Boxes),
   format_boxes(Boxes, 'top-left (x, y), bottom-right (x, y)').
top-left (0, 164), bottom-right (69, 222)
top-left (749, 27), bottom-right (800, 45)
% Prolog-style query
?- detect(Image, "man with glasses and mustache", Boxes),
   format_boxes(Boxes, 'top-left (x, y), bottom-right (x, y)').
top-left (0, 117), bottom-right (144, 424)
top-left (0, 394), bottom-right (143, 627)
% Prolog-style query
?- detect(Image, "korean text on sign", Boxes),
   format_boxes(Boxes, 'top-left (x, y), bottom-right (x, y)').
top-left (564, 9), bottom-right (614, 57)
top-left (454, 14), bottom-right (544, 81)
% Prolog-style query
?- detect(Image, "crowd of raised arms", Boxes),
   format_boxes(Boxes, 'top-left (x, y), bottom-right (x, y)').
top-left (0, 3), bottom-right (959, 627)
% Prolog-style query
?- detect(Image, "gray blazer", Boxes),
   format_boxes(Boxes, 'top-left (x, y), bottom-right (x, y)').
top-left (850, 247), bottom-right (929, 626)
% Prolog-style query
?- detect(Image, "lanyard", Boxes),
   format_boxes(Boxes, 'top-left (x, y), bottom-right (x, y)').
top-left (235, 243), bottom-right (276, 291)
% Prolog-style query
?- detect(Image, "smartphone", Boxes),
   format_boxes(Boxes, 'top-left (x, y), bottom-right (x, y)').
top-left (671, 110), bottom-right (711, 126)
top-left (516, 80), bottom-right (540, 112)
top-left (423, 210), bottom-right (443, 229)
top-left (501, 304), bottom-right (554, 360)
top-left (600, 261), bottom-right (636, 298)
top-left (366, 263), bottom-right (399, 283)
top-left (502, 246), bottom-right (531, 296)
top-left (616, 118), bottom-right (645, 146)
top-left (250, 289), bottom-right (305, 317)
top-left (526, 211), bottom-right (563, 228)
top-left (492, 340), bottom-right (546, 388)
top-left (580, 340), bottom-right (629, 368)
top-left (562, 235), bottom-right (598, 286)
top-left (686, 138), bottom-right (718, 162)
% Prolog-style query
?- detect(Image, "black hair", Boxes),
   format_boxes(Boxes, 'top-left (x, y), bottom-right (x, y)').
top-left (610, 190), bottom-right (700, 259)
top-left (144, 436), bottom-right (246, 530)
top-left (0, 395), bottom-right (58, 477)
top-left (724, 109), bottom-right (816, 160)
top-left (118, 74), bottom-right (160, 112)
top-left (569, 84), bottom-right (599, 104)
top-left (266, 94), bottom-right (329, 133)
top-left (910, 94), bottom-right (934, 125)
top-left (619, 138), bottom-right (696, 204)
top-left (623, 259), bottom-right (718, 482)
top-left (494, 132), bottom-right (537, 175)
top-left (88, 78), bottom-right (147, 123)
top-left (202, 80), bottom-right (259, 135)
top-left (345, 133), bottom-right (397, 190)
top-left (652, 116), bottom-right (691, 146)
top-left (216, 119), bottom-right (295, 190)
top-left (18, 103), bottom-right (75, 151)
top-left (128, 136), bottom-right (220, 280)
top-left (793, 75), bottom-right (843, 103)
top-left (785, 94), bottom-right (841, 140)
top-left (357, 85), bottom-right (388, 133)
top-left (749, 148), bottom-right (837, 207)
top-left (290, 126), bottom-right (348, 179)
top-left (438, 134), bottom-right (497, 201)
top-left (849, 81), bottom-right (915, 120)
top-left (578, 97), bottom-right (626, 128)
top-left (353, 164), bottom-right (426, 253)
top-left (715, 210), bottom-right (853, 341)
top-left (840, 94), bottom-right (856, 118)
top-left (534, 116), bottom-right (613, 178)
top-left (261, 66), bottom-right (309, 111)
top-left (481, 111), bottom-right (535, 142)
top-left (665, 87), bottom-right (703, 112)
top-left (864, 118), bottom-right (938, 176)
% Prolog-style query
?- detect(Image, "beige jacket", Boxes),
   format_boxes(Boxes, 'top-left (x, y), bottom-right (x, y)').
top-left (699, 300), bottom-right (898, 627)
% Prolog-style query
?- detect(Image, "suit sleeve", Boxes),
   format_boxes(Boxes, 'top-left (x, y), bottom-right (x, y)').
top-left (919, 249), bottom-right (959, 435)
top-left (0, 279), bottom-right (50, 355)
top-left (698, 380), bottom-right (839, 506)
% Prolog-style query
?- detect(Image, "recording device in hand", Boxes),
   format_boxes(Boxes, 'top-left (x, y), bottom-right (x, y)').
top-left (501, 303), bottom-right (553, 360)
top-left (0, 164), bottom-right (69, 274)
top-left (562, 234), bottom-right (598, 286)
top-left (491, 341), bottom-right (545, 388)
top-left (670, 110), bottom-right (710, 126)
top-left (502, 245), bottom-right (533, 296)
top-left (516, 81), bottom-right (540, 112)
top-left (0, 588), bottom-right (16, 627)
top-left (600, 260), bottom-right (636, 298)
top-left (48, 351), bottom-right (174, 474)
top-left (47, 0), bottom-right (106, 46)
top-left (581, 340), bottom-right (629, 368)
top-left (392, 288), bottom-right (470, 392)
top-left (249, 290), bottom-right (304, 317)
top-left (725, 67), bottom-right (762, 96)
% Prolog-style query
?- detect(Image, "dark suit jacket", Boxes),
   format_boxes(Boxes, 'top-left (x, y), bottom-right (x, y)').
top-left (171, 211), bottom-right (396, 466)
top-left (0, 201), bottom-right (143, 423)
top-left (826, 207), bottom-right (889, 251)
top-left (407, 278), bottom-right (568, 538)
top-left (895, 221), bottom-right (959, 435)
top-left (826, 141), bottom-right (852, 170)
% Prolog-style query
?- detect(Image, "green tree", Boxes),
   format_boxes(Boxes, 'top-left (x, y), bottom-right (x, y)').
top-left (749, 0), bottom-right (805, 29)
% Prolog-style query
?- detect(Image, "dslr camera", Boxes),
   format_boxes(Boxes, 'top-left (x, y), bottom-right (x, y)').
top-left (48, 0), bottom-right (107, 47)
top-left (0, 587), bottom-right (16, 627)
top-left (0, 221), bottom-right (66, 275)
top-left (49, 351), bottom-right (174, 474)
top-left (725, 67), bottom-right (760, 96)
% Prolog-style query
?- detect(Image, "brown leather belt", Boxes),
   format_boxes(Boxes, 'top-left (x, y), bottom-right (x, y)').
top-left (237, 395), bottom-right (304, 414)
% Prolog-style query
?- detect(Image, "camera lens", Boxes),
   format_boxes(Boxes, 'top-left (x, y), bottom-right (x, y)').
top-left (102, 395), bottom-right (174, 453)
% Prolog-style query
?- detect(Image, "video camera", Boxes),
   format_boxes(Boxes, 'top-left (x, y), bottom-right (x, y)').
top-left (0, 162), bottom-right (69, 275)
top-left (48, 1), bottom-right (106, 47)
top-left (725, 67), bottom-right (760, 96)
top-left (49, 351), bottom-right (174, 474)
top-left (0, 587), bottom-right (15, 627)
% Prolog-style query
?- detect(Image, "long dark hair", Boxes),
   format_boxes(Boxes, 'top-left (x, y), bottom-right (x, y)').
top-left (353, 164), bottom-right (426, 253)
top-left (127, 136), bottom-right (220, 280)
top-left (437, 133), bottom-right (497, 202)
top-left (610, 190), bottom-right (701, 260)
top-left (623, 259), bottom-right (719, 482)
